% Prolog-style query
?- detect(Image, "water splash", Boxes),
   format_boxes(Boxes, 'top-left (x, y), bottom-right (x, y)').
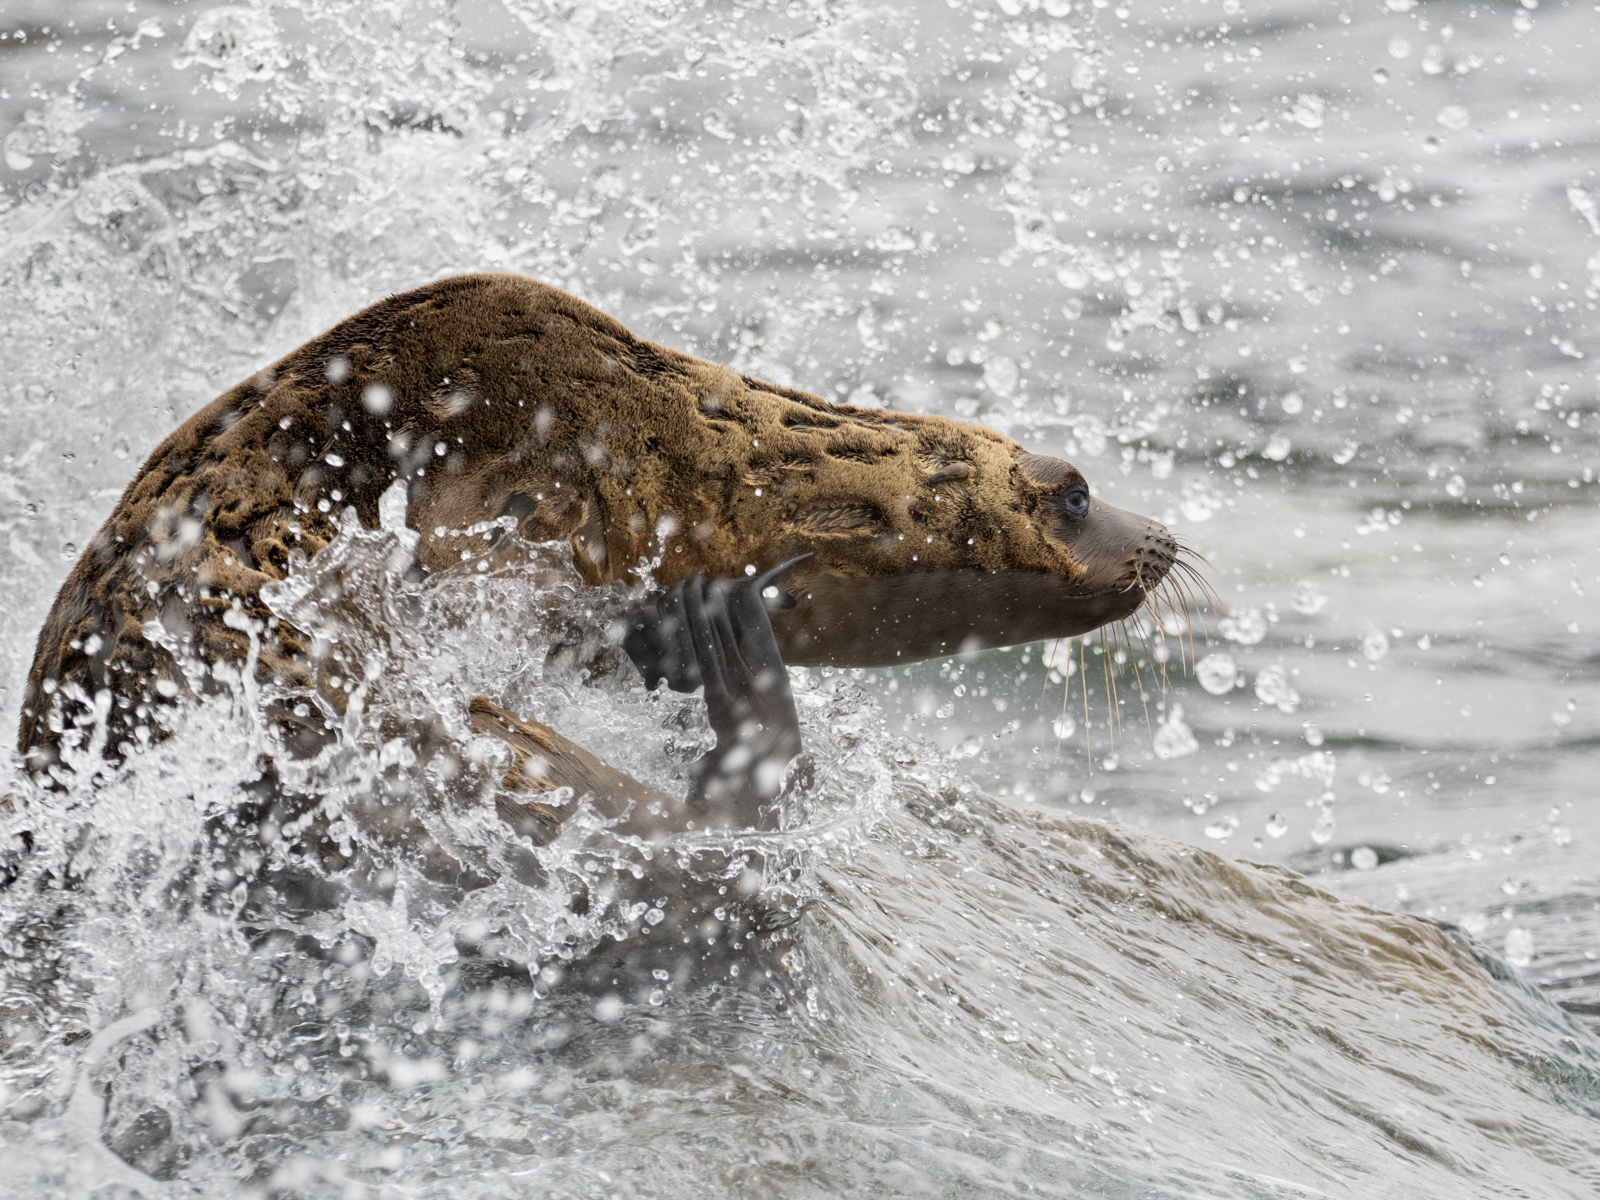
top-left (3, 0), bottom-right (1600, 1195)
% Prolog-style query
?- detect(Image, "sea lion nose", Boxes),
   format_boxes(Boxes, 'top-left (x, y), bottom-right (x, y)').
top-left (1130, 516), bottom-right (1178, 590)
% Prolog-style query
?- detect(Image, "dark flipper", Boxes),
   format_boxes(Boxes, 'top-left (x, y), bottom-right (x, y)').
top-left (622, 557), bottom-right (810, 828)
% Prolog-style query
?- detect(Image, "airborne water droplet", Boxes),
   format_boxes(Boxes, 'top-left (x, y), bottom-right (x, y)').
top-left (1504, 927), bottom-right (1534, 968)
top-left (1291, 581), bottom-right (1327, 615)
top-left (1220, 608), bottom-right (1266, 646)
top-left (1361, 630), bottom-right (1389, 662)
top-left (1196, 653), bottom-right (1237, 695)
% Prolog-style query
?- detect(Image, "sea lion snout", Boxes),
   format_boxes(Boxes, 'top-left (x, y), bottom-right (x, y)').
top-left (1016, 451), bottom-right (1177, 598)
top-left (1051, 493), bottom-right (1178, 599)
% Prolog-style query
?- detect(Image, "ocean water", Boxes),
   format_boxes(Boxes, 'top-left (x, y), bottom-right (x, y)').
top-left (1, 0), bottom-right (1597, 1196)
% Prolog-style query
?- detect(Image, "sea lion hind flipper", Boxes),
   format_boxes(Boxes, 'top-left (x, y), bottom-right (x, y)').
top-left (468, 697), bottom-right (677, 841)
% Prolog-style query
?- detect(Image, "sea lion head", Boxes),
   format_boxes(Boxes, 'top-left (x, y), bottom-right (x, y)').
top-left (767, 444), bottom-right (1182, 668)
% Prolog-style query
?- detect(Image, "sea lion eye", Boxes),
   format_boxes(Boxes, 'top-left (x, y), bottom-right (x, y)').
top-left (1062, 486), bottom-right (1090, 521)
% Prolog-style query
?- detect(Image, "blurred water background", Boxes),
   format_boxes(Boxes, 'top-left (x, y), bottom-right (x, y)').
top-left (0, 0), bottom-right (1597, 1195)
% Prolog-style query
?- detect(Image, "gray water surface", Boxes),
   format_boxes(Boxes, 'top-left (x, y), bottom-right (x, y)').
top-left (1, 0), bottom-right (1597, 1196)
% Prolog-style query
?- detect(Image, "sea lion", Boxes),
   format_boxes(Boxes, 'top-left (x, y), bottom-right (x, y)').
top-left (16, 273), bottom-right (1181, 847)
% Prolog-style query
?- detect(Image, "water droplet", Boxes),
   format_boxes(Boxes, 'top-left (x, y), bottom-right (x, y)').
top-left (1220, 608), bottom-right (1266, 646)
top-left (1179, 478), bottom-right (1223, 522)
top-left (1291, 580), bottom-right (1327, 615)
top-left (1254, 664), bottom-right (1300, 713)
top-left (362, 383), bottom-right (393, 415)
top-left (1196, 652), bottom-right (1237, 695)
top-left (1152, 704), bottom-right (1198, 759)
top-left (1504, 927), bottom-right (1534, 968)
top-left (1288, 94), bottom-right (1324, 130)
top-left (1311, 810), bottom-right (1336, 845)
top-left (982, 356), bottom-right (1019, 398)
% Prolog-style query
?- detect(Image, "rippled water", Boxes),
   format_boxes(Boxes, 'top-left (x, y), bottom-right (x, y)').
top-left (2, 0), bottom-right (1598, 1195)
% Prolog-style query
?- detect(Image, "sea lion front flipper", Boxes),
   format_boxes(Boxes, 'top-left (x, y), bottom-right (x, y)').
top-left (621, 556), bottom-right (807, 693)
top-left (684, 576), bottom-right (804, 827)
top-left (621, 578), bottom-right (705, 694)
top-left (623, 569), bottom-right (806, 829)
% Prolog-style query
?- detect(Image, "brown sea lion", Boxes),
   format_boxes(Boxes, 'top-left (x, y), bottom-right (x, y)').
top-left (16, 273), bottom-right (1180, 845)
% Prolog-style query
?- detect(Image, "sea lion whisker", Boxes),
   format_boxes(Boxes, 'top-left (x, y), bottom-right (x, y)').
top-left (1178, 576), bottom-right (1205, 667)
top-left (1126, 622), bottom-right (1154, 737)
top-left (1170, 581), bottom-right (1198, 672)
top-left (1146, 584), bottom-right (1174, 668)
top-left (1111, 628), bottom-right (1125, 737)
top-left (1101, 626), bottom-right (1121, 740)
top-left (1158, 583), bottom-right (1188, 673)
top-left (1163, 575), bottom-right (1198, 671)
top-left (1122, 618), bottom-right (1154, 717)
top-left (1174, 539), bottom-right (1214, 570)
top-left (1148, 577), bottom-right (1181, 660)
top-left (1055, 647), bottom-right (1073, 756)
top-left (1133, 614), bottom-right (1169, 698)
top-left (1079, 635), bottom-right (1092, 775)
top-left (1160, 586), bottom-right (1185, 671)
top-left (1158, 579), bottom-right (1184, 643)
top-left (1173, 558), bottom-right (1223, 616)
top-left (1134, 600), bottom-right (1171, 690)
top-left (1170, 558), bottom-right (1212, 609)
top-left (1173, 572), bottom-right (1223, 662)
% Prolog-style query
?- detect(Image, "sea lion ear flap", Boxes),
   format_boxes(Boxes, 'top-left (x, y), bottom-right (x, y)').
top-left (1014, 452), bottom-right (1078, 493)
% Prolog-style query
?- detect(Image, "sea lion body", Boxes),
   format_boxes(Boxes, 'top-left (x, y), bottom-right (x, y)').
top-left (18, 273), bottom-right (1177, 817)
